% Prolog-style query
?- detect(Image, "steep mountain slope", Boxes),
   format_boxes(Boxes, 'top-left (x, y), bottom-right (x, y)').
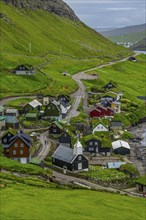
top-left (1, 0), bottom-right (79, 20)
top-left (131, 38), bottom-right (146, 51)
top-left (0, 1), bottom-right (132, 98)
top-left (100, 24), bottom-right (146, 47)
top-left (101, 24), bottom-right (145, 38)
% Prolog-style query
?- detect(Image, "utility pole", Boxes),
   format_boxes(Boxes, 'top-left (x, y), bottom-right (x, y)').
top-left (29, 42), bottom-right (32, 54)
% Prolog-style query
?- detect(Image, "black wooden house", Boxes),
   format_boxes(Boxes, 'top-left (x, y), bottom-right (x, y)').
top-left (58, 131), bottom-right (72, 147)
top-left (49, 121), bottom-right (63, 135)
top-left (52, 141), bottom-right (88, 172)
top-left (85, 138), bottom-right (101, 153)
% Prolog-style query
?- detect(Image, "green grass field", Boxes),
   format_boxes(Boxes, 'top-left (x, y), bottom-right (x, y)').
top-left (1, 183), bottom-right (145, 220)
top-left (0, 2), bottom-right (132, 98)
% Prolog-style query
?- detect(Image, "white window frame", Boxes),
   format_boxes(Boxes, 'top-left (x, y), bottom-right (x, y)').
top-left (20, 143), bottom-right (24, 148)
top-left (20, 150), bottom-right (23, 155)
top-left (14, 143), bottom-right (18, 147)
top-left (90, 142), bottom-right (93, 146)
top-left (13, 150), bottom-right (16, 155)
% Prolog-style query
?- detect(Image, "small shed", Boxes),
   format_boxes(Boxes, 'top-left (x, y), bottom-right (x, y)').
top-left (26, 113), bottom-right (39, 121)
top-left (112, 140), bottom-right (130, 155)
top-left (5, 109), bottom-right (19, 117)
top-left (110, 121), bottom-right (123, 130)
top-left (107, 162), bottom-right (126, 169)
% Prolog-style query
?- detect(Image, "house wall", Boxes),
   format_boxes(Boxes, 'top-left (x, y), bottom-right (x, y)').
top-left (15, 70), bottom-right (31, 75)
top-left (2, 132), bottom-right (14, 144)
top-left (58, 132), bottom-right (71, 146)
top-left (4, 138), bottom-right (31, 158)
top-left (52, 154), bottom-right (88, 171)
top-left (93, 124), bottom-right (108, 133)
top-left (6, 122), bottom-right (19, 130)
top-left (114, 147), bottom-right (130, 155)
top-left (49, 124), bottom-right (62, 135)
top-left (0, 119), bottom-right (6, 130)
top-left (45, 104), bottom-right (60, 117)
top-left (72, 155), bottom-right (88, 171)
top-left (85, 139), bottom-right (101, 153)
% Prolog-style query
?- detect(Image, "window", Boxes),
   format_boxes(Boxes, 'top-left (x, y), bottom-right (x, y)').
top-left (64, 133), bottom-right (67, 137)
top-left (20, 150), bottom-right (23, 155)
top-left (78, 156), bottom-right (82, 160)
top-left (13, 150), bottom-right (16, 155)
top-left (14, 143), bottom-right (18, 147)
top-left (53, 129), bottom-right (57, 132)
top-left (3, 138), bottom-right (7, 143)
top-left (89, 147), bottom-right (94, 151)
top-left (8, 133), bottom-right (11, 137)
top-left (90, 142), bottom-right (93, 146)
top-left (95, 142), bottom-right (98, 146)
top-left (20, 143), bottom-right (24, 148)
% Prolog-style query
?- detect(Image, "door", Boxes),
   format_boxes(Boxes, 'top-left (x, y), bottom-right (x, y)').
top-left (78, 163), bottom-right (82, 170)
top-left (20, 158), bottom-right (27, 164)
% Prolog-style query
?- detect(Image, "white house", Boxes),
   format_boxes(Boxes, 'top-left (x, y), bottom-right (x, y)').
top-left (43, 96), bottom-right (49, 106)
top-left (92, 123), bottom-right (109, 134)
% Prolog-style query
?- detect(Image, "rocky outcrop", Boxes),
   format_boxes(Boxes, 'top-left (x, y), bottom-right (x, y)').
top-left (2, 0), bottom-right (79, 21)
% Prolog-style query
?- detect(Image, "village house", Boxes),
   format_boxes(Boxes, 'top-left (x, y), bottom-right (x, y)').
top-left (112, 140), bottom-right (130, 155)
top-left (49, 121), bottom-right (63, 135)
top-left (1, 129), bottom-right (16, 145)
top-left (23, 99), bottom-right (42, 114)
top-left (57, 95), bottom-right (70, 106)
top-left (111, 101), bottom-right (121, 113)
top-left (25, 113), bottom-right (40, 121)
top-left (103, 81), bottom-right (117, 90)
top-left (14, 64), bottom-right (34, 75)
top-left (5, 116), bottom-right (19, 129)
top-left (0, 116), bottom-right (6, 130)
top-left (110, 121), bottom-right (123, 130)
top-left (43, 96), bottom-right (50, 106)
top-left (85, 137), bottom-right (101, 153)
top-left (45, 102), bottom-right (61, 120)
top-left (5, 108), bottom-right (19, 117)
top-left (2, 130), bottom-right (32, 164)
top-left (90, 105), bottom-right (114, 118)
top-left (92, 122), bottom-right (109, 134)
top-left (84, 135), bottom-right (111, 155)
top-left (58, 130), bottom-right (72, 147)
top-left (0, 105), bottom-right (5, 116)
top-left (52, 140), bottom-right (88, 172)
top-left (100, 95), bottom-right (115, 102)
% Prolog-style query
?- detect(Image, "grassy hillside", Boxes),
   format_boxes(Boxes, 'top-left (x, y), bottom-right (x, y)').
top-left (101, 24), bottom-right (146, 45)
top-left (131, 38), bottom-right (146, 51)
top-left (85, 55), bottom-right (146, 104)
top-left (0, 2), bottom-right (132, 98)
top-left (1, 183), bottom-right (145, 220)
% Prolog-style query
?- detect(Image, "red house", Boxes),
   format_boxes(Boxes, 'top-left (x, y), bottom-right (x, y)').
top-left (90, 105), bottom-right (114, 118)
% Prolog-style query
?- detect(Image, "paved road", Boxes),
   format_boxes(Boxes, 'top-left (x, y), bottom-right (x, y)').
top-left (65, 52), bottom-right (140, 122)
top-left (0, 95), bottom-right (36, 105)
top-left (35, 130), bottom-right (51, 161)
